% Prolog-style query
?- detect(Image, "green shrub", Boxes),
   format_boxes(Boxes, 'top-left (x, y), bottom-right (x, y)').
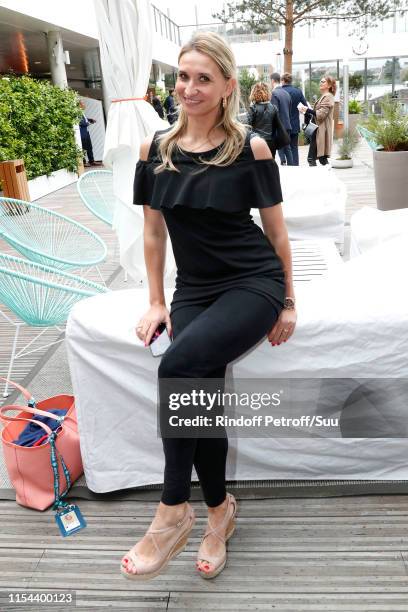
top-left (154, 86), bottom-right (167, 107)
top-left (348, 74), bottom-right (363, 99)
top-left (363, 95), bottom-right (408, 152)
top-left (0, 75), bottom-right (82, 180)
top-left (348, 99), bottom-right (363, 114)
top-left (336, 129), bottom-right (359, 160)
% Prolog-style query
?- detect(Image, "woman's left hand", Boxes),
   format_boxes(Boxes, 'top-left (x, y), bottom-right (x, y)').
top-left (267, 308), bottom-right (297, 346)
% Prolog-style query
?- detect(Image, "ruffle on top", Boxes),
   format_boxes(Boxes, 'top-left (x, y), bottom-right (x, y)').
top-left (133, 130), bottom-right (283, 212)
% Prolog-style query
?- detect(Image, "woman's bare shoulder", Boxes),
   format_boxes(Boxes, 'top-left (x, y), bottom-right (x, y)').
top-left (249, 135), bottom-right (272, 160)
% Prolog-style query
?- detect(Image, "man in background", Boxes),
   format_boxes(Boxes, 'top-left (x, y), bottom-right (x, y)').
top-left (270, 72), bottom-right (293, 166)
top-left (281, 72), bottom-right (308, 166)
top-left (164, 88), bottom-right (178, 124)
top-left (149, 91), bottom-right (165, 119)
top-left (79, 101), bottom-right (99, 167)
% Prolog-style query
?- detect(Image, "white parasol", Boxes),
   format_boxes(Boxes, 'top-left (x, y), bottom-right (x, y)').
top-left (94, 0), bottom-right (174, 281)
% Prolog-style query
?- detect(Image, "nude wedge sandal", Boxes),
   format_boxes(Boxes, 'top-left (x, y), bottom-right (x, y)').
top-left (121, 502), bottom-right (195, 581)
top-left (196, 493), bottom-right (237, 579)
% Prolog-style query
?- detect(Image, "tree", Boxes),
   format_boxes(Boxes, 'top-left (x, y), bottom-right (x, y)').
top-left (401, 67), bottom-right (408, 83)
top-left (213, 1), bottom-right (406, 73)
top-left (238, 67), bottom-right (259, 107)
top-left (382, 58), bottom-right (401, 84)
top-left (349, 74), bottom-right (364, 98)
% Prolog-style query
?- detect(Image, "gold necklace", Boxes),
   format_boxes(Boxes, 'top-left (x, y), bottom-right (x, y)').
top-left (177, 137), bottom-right (215, 153)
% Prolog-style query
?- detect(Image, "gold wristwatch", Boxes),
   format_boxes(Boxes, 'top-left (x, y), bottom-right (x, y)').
top-left (283, 297), bottom-right (296, 310)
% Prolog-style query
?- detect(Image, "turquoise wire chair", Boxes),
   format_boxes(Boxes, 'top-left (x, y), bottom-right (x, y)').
top-left (77, 170), bottom-right (115, 226)
top-left (0, 253), bottom-right (107, 397)
top-left (356, 125), bottom-right (379, 151)
top-left (0, 197), bottom-right (107, 273)
top-left (77, 169), bottom-right (129, 281)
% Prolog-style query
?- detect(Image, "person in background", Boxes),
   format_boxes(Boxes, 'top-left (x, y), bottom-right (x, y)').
top-left (281, 73), bottom-right (308, 166)
top-left (149, 90), bottom-right (165, 119)
top-left (79, 101), bottom-right (98, 167)
top-left (299, 75), bottom-right (336, 166)
top-left (247, 82), bottom-right (282, 158)
top-left (164, 88), bottom-right (178, 124)
top-left (270, 72), bottom-right (293, 166)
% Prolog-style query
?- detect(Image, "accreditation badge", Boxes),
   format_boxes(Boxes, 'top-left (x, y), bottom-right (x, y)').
top-left (55, 504), bottom-right (87, 537)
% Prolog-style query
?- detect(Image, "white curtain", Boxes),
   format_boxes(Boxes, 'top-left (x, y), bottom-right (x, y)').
top-left (94, 0), bottom-right (174, 281)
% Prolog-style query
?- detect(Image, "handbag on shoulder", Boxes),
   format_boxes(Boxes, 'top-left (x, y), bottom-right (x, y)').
top-left (0, 377), bottom-right (83, 511)
top-left (272, 109), bottom-right (290, 149)
top-left (303, 119), bottom-right (318, 140)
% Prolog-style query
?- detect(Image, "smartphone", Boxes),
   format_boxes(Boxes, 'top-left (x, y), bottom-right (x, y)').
top-left (149, 322), bottom-right (172, 357)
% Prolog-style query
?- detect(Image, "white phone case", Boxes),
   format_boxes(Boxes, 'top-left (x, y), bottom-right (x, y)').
top-left (150, 327), bottom-right (172, 357)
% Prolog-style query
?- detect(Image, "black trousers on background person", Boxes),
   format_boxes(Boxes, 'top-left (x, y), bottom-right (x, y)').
top-left (307, 130), bottom-right (329, 166)
top-left (158, 288), bottom-right (282, 507)
top-left (289, 132), bottom-right (300, 166)
top-left (81, 132), bottom-right (94, 164)
top-left (277, 129), bottom-right (294, 166)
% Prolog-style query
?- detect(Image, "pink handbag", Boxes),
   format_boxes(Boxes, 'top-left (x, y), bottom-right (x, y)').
top-left (0, 378), bottom-right (83, 511)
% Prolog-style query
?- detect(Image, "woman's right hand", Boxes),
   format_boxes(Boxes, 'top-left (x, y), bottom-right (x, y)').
top-left (135, 304), bottom-right (172, 347)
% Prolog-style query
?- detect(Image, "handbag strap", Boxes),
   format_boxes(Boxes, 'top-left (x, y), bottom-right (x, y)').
top-left (0, 404), bottom-right (64, 435)
top-left (0, 376), bottom-right (67, 427)
top-left (49, 430), bottom-right (72, 511)
top-left (0, 403), bottom-right (66, 424)
top-left (0, 376), bottom-right (34, 404)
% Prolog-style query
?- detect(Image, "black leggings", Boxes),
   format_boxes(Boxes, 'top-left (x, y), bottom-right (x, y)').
top-left (307, 130), bottom-right (329, 166)
top-left (158, 288), bottom-right (282, 507)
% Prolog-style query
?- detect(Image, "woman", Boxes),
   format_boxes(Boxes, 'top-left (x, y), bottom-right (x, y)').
top-left (121, 32), bottom-right (297, 582)
top-left (247, 82), bottom-right (286, 158)
top-left (300, 75), bottom-right (336, 166)
top-left (149, 90), bottom-right (165, 119)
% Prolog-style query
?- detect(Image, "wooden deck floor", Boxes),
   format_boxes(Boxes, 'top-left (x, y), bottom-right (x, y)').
top-left (1, 495), bottom-right (408, 610)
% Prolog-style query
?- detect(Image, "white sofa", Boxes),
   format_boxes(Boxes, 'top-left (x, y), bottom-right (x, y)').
top-left (252, 165), bottom-right (346, 251)
top-left (350, 205), bottom-right (408, 258)
top-left (66, 237), bottom-right (408, 493)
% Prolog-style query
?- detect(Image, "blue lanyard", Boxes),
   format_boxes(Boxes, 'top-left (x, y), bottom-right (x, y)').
top-left (48, 423), bottom-right (72, 512)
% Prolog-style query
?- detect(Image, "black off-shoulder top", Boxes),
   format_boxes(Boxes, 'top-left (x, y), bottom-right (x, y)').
top-left (133, 128), bottom-right (283, 211)
top-left (133, 128), bottom-right (286, 313)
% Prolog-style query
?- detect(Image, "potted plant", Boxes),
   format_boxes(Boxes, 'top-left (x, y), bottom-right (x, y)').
top-left (362, 96), bottom-right (408, 210)
top-left (348, 99), bottom-right (364, 136)
top-left (331, 129), bottom-right (359, 168)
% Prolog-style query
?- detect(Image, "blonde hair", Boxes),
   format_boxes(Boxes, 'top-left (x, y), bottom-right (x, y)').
top-left (155, 31), bottom-right (247, 173)
top-left (250, 82), bottom-right (271, 103)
